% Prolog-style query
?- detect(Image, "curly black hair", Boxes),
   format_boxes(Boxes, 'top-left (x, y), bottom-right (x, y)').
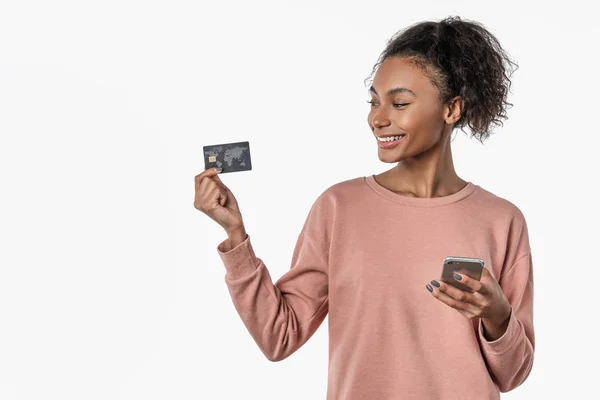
top-left (364, 16), bottom-right (518, 144)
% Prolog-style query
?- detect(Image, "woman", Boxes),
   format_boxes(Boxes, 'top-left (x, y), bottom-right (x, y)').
top-left (195, 15), bottom-right (534, 400)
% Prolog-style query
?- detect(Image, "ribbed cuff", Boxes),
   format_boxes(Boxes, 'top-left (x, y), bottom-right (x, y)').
top-left (217, 233), bottom-right (260, 278)
top-left (478, 306), bottom-right (520, 355)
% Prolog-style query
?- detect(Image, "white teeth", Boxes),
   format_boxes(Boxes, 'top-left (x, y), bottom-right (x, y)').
top-left (377, 135), bottom-right (404, 142)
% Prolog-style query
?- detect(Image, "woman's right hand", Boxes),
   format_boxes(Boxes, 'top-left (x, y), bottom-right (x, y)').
top-left (194, 168), bottom-right (244, 233)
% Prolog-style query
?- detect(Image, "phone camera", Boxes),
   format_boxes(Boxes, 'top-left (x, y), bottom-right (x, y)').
top-left (448, 262), bottom-right (453, 264)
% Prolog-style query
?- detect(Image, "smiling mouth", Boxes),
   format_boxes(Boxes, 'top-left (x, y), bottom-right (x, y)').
top-left (376, 134), bottom-right (405, 142)
top-left (376, 134), bottom-right (406, 149)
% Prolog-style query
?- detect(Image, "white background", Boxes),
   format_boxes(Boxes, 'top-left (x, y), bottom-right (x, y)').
top-left (1, 0), bottom-right (598, 399)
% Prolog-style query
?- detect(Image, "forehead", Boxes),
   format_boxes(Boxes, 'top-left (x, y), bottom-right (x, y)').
top-left (371, 57), bottom-right (437, 97)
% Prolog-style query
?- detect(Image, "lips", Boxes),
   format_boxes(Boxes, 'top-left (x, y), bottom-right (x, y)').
top-left (376, 134), bottom-right (406, 149)
top-left (376, 134), bottom-right (405, 141)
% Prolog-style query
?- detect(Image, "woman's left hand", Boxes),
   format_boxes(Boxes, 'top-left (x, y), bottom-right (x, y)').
top-left (426, 267), bottom-right (512, 339)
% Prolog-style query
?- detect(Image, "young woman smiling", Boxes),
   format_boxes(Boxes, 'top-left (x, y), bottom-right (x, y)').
top-left (195, 15), bottom-right (533, 400)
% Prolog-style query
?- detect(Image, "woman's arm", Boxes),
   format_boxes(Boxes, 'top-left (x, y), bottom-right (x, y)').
top-left (216, 193), bottom-right (332, 362)
top-left (478, 251), bottom-right (535, 392)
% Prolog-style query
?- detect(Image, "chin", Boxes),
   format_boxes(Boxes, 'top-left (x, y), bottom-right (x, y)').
top-left (377, 151), bottom-right (404, 163)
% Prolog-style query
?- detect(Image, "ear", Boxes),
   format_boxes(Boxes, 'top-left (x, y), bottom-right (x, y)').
top-left (444, 96), bottom-right (463, 124)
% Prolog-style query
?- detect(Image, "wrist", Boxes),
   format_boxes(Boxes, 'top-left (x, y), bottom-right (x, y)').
top-left (481, 304), bottom-right (511, 341)
top-left (226, 226), bottom-right (247, 248)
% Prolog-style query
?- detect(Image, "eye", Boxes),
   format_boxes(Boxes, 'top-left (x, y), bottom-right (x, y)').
top-left (366, 101), bottom-right (409, 108)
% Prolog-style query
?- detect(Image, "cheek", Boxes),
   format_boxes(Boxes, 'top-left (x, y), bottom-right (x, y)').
top-left (406, 108), bottom-right (444, 137)
top-left (398, 110), bottom-right (427, 135)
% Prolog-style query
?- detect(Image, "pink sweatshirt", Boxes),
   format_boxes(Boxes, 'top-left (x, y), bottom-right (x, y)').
top-left (217, 175), bottom-right (534, 399)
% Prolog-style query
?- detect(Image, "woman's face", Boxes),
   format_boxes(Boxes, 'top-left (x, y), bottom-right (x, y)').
top-left (367, 56), bottom-right (460, 163)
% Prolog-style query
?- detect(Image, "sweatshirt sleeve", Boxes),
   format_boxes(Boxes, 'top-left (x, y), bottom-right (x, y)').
top-left (478, 250), bottom-right (535, 392)
top-left (216, 191), bottom-right (331, 362)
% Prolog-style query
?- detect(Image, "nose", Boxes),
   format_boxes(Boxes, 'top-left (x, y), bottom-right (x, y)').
top-left (370, 108), bottom-right (391, 129)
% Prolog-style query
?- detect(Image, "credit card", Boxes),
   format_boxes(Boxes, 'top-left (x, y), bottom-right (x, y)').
top-left (203, 141), bottom-right (252, 174)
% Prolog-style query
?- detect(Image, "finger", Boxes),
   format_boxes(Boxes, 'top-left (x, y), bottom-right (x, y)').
top-left (452, 269), bottom-right (487, 295)
top-left (207, 171), bottom-right (230, 191)
top-left (430, 279), bottom-right (481, 306)
top-left (212, 173), bottom-right (226, 188)
top-left (211, 174), bottom-right (238, 206)
top-left (198, 171), bottom-right (228, 195)
top-left (195, 168), bottom-right (221, 188)
top-left (199, 167), bottom-right (221, 178)
top-left (197, 174), bottom-right (219, 195)
top-left (428, 284), bottom-right (480, 316)
top-left (197, 177), bottom-right (227, 208)
top-left (217, 190), bottom-right (226, 207)
top-left (207, 174), bottom-right (227, 203)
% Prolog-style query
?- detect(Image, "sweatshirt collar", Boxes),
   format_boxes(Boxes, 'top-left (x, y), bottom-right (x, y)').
top-left (365, 175), bottom-right (478, 207)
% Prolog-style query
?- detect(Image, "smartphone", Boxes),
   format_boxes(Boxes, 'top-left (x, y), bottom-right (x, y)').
top-left (441, 256), bottom-right (484, 293)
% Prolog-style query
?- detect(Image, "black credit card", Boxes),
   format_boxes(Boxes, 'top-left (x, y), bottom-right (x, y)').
top-left (203, 141), bottom-right (252, 174)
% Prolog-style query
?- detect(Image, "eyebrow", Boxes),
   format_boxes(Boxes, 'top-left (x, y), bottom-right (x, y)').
top-left (369, 85), bottom-right (417, 98)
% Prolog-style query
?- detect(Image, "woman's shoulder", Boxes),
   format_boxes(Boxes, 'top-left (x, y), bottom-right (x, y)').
top-left (315, 175), bottom-right (368, 200)
top-left (306, 175), bottom-right (368, 212)
top-left (473, 184), bottom-right (528, 221)
top-left (325, 175), bottom-right (366, 192)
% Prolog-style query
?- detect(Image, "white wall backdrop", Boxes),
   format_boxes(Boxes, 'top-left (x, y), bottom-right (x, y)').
top-left (1, 1), bottom-right (598, 399)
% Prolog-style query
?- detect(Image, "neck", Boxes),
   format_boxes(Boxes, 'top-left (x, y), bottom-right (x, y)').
top-left (382, 133), bottom-right (466, 198)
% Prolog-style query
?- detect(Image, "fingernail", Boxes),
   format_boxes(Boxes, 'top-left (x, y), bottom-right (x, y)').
top-left (215, 168), bottom-right (222, 172)
top-left (453, 273), bottom-right (462, 281)
top-left (426, 284), bottom-right (433, 292)
top-left (430, 280), bottom-right (440, 287)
